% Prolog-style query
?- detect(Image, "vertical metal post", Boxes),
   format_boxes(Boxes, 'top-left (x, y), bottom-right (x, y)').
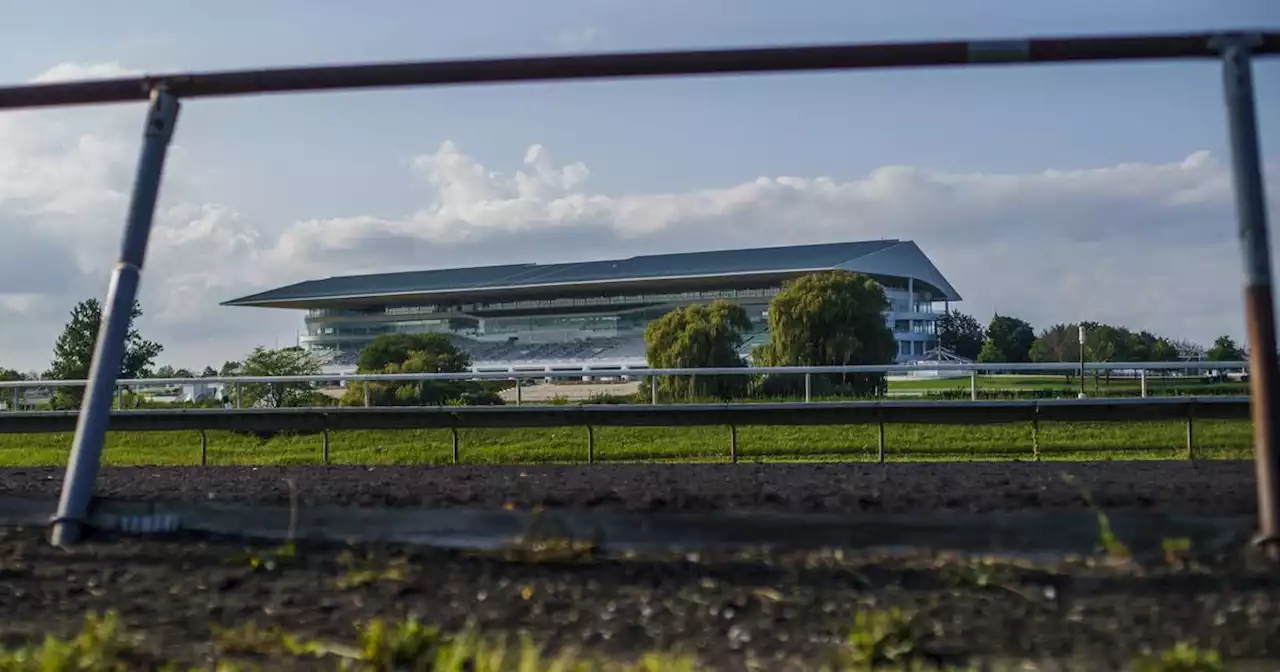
top-left (586, 425), bottom-right (595, 464)
top-left (515, 378), bottom-right (522, 406)
top-left (1078, 325), bottom-right (1087, 399)
top-left (116, 387), bottom-right (124, 410)
top-left (50, 88), bottom-right (180, 546)
top-left (650, 376), bottom-right (658, 404)
top-left (451, 427), bottom-right (460, 464)
top-left (969, 371), bottom-right (977, 401)
top-left (729, 425), bottom-right (738, 463)
top-left (1186, 401), bottom-right (1195, 461)
top-left (877, 414), bottom-right (886, 464)
top-left (804, 373), bottom-right (812, 403)
top-left (199, 429), bottom-right (208, 467)
top-left (363, 380), bottom-right (370, 407)
top-left (322, 429), bottom-right (330, 465)
top-left (235, 382), bottom-right (242, 408)
top-left (1219, 35), bottom-right (1280, 558)
top-left (1140, 370), bottom-right (1148, 398)
top-left (11, 387), bottom-right (19, 412)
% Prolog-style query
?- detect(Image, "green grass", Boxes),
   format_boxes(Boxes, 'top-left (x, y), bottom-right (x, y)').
top-left (0, 419), bottom-right (1252, 467)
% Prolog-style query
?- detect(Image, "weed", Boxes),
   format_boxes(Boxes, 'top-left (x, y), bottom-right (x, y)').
top-left (0, 611), bottom-right (139, 671)
top-left (835, 608), bottom-right (919, 669)
top-left (211, 621), bottom-right (330, 660)
top-left (1131, 642), bottom-right (1224, 672)
top-left (1162, 537), bottom-right (1194, 569)
top-left (1059, 473), bottom-right (1132, 562)
top-left (335, 550), bottom-right (410, 589)
top-left (232, 541), bottom-right (298, 572)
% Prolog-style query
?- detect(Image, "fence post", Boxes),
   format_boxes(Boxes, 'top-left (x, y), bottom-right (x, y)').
top-left (199, 429), bottom-right (208, 466)
top-left (12, 386), bottom-right (19, 412)
top-left (1140, 370), bottom-right (1147, 398)
top-left (1031, 404), bottom-right (1040, 461)
top-left (49, 87), bottom-right (181, 547)
top-left (586, 425), bottom-right (595, 464)
top-left (729, 425), bottom-right (738, 463)
top-left (1218, 33), bottom-right (1280, 559)
top-left (322, 428), bottom-right (330, 465)
top-left (235, 382), bottom-right (242, 409)
top-left (804, 373), bottom-right (812, 403)
top-left (363, 380), bottom-right (370, 407)
top-left (451, 427), bottom-right (460, 465)
top-left (650, 377), bottom-right (658, 405)
top-left (970, 371), bottom-right (978, 401)
top-left (877, 406), bottom-right (886, 464)
top-left (1186, 401), bottom-right (1195, 461)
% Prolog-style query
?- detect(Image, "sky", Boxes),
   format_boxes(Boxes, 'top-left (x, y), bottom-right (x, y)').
top-left (0, 0), bottom-right (1278, 372)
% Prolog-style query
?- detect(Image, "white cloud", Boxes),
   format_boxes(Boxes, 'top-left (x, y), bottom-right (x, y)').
top-left (29, 62), bottom-right (142, 83)
top-left (0, 62), bottom-right (1274, 372)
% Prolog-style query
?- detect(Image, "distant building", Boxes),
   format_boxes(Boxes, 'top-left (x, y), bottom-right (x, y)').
top-left (222, 240), bottom-right (961, 372)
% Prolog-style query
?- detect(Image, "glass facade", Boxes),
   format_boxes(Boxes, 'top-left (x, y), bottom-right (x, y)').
top-left (301, 282), bottom-right (940, 363)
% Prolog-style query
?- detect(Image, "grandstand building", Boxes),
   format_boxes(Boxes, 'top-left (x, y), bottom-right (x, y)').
top-left (223, 240), bottom-right (961, 373)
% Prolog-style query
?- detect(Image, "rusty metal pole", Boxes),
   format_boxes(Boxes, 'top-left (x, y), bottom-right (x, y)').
top-left (49, 88), bottom-right (180, 546)
top-left (1218, 34), bottom-right (1280, 559)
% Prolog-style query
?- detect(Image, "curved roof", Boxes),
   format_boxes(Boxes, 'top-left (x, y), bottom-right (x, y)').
top-left (223, 239), bottom-right (961, 308)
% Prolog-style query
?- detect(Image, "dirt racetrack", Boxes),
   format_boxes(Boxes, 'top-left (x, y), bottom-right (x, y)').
top-left (1, 461), bottom-right (1275, 670)
top-left (0, 460), bottom-right (1262, 515)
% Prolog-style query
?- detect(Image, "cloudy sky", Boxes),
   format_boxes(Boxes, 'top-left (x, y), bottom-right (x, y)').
top-left (1, 0), bottom-right (1278, 372)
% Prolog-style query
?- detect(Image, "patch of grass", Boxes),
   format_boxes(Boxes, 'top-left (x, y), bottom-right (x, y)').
top-left (837, 608), bottom-right (919, 669)
top-left (0, 419), bottom-right (1253, 467)
top-left (335, 550), bottom-right (410, 589)
top-left (0, 611), bottom-right (140, 671)
top-left (231, 542), bottom-right (298, 573)
top-left (1131, 642), bottom-right (1225, 672)
top-left (1060, 473), bottom-right (1132, 563)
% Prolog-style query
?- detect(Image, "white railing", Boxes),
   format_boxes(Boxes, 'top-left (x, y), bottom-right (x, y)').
top-left (0, 360), bottom-right (1247, 389)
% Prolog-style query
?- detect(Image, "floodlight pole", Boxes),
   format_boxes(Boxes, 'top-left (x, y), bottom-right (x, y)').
top-left (1217, 35), bottom-right (1280, 560)
top-left (49, 88), bottom-right (180, 546)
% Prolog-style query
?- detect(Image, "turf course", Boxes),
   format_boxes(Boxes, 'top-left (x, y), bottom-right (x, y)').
top-left (0, 419), bottom-right (1252, 467)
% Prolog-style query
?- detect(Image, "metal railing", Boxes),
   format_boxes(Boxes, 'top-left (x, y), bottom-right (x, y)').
top-left (0, 29), bottom-right (1274, 547)
top-left (0, 397), bottom-right (1249, 466)
top-left (0, 360), bottom-right (1251, 409)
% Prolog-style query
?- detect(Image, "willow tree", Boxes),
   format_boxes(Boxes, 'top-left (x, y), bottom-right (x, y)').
top-left (757, 270), bottom-right (895, 397)
top-left (643, 300), bottom-right (752, 400)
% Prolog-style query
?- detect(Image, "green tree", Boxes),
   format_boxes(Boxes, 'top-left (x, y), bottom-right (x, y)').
top-left (1030, 324), bottom-right (1079, 363)
top-left (0, 368), bottom-right (22, 382)
top-left (984, 315), bottom-right (1036, 363)
top-left (219, 361), bottom-right (242, 377)
top-left (46, 298), bottom-right (163, 409)
top-left (1206, 335), bottom-right (1245, 362)
top-left (758, 271), bottom-right (895, 397)
top-left (342, 333), bottom-right (479, 406)
top-left (201, 366), bottom-right (218, 378)
top-left (936, 310), bottom-right (985, 361)
top-left (976, 339), bottom-right (1002, 364)
top-left (643, 300), bottom-right (752, 400)
top-left (239, 346), bottom-right (324, 408)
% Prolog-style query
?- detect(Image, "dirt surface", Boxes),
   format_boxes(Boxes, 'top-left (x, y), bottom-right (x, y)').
top-left (1, 525), bottom-right (1277, 670)
top-left (0, 461), bottom-right (1259, 514)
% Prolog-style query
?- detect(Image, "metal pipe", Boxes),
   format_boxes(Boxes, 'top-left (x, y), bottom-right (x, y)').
top-left (1140, 369), bottom-right (1148, 398)
top-left (969, 371), bottom-right (977, 401)
top-left (1220, 35), bottom-right (1280, 558)
top-left (650, 377), bottom-right (658, 405)
top-left (0, 32), bottom-right (1275, 111)
top-left (515, 378), bottom-right (522, 406)
top-left (804, 373), bottom-right (812, 403)
top-left (49, 88), bottom-right (180, 546)
top-left (363, 380), bottom-right (370, 407)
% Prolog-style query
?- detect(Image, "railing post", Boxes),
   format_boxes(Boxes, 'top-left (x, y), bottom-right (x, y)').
top-left (586, 425), bottom-right (595, 464)
top-left (729, 424), bottom-right (738, 463)
top-left (1031, 404), bottom-right (1040, 461)
top-left (877, 409), bottom-right (886, 464)
top-left (650, 376), bottom-right (658, 405)
top-left (515, 378), bottom-right (522, 406)
top-left (199, 429), bottom-right (208, 466)
top-left (970, 371), bottom-right (978, 401)
top-left (1186, 400), bottom-right (1195, 461)
top-left (322, 428), bottom-right (331, 465)
top-left (12, 386), bottom-right (19, 412)
top-left (50, 87), bottom-right (181, 547)
top-left (235, 382), bottom-right (242, 409)
top-left (1218, 33), bottom-right (1280, 559)
top-left (1140, 369), bottom-right (1148, 398)
top-left (363, 380), bottom-right (370, 407)
top-left (450, 427), bottom-right (460, 465)
top-left (804, 373), bottom-right (812, 403)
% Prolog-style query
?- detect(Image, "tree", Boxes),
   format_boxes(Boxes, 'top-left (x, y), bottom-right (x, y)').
top-left (936, 310), bottom-right (985, 361)
top-left (643, 300), bottom-right (752, 400)
top-left (239, 346), bottom-right (324, 408)
top-left (0, 368), bottom-right (22, 382)
top-left (153, 365), bottom-right (177, 379)
top-left (1029, 324), bottom-right (1079, 363)
top-left (758, 270), bottom-right (895, 397)
top-left (201, 366), bottom-right (218, 378)
top-left (342, 333), bottom-right (478, 406)
top-left (219, 361), bottom-right (242, 377)
top-left (984, 315), bottom-right (1036, 363)
top-left (1206, 335), bottom-right (1245, 362)
top-left (46, 298), bottom-right (163, 409)
top-left (976, 339), bottom-right (1003, 364)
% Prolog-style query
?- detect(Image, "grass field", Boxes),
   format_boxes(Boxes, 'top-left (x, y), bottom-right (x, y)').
top-left (0, 419), bottom-right (1252, 467)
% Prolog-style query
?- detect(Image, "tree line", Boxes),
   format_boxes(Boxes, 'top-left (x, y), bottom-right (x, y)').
top-left (936, 311), bottom-right (1247, 365)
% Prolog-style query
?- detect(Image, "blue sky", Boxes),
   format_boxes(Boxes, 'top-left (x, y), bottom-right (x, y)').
top-left (0, 0), bottom-right (1277, 369)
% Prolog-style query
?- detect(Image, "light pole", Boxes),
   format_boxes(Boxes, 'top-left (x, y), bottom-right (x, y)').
top-left (1078, 324), bottom-right (1087, 399)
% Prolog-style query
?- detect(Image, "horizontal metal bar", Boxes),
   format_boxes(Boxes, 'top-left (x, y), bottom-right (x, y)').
top-left (0, 360), bottom-right (1249, 389)
top-left (0, 31), bottom-right (1274, 110)
top-left (0, 397), bottom-right (1250, 434)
